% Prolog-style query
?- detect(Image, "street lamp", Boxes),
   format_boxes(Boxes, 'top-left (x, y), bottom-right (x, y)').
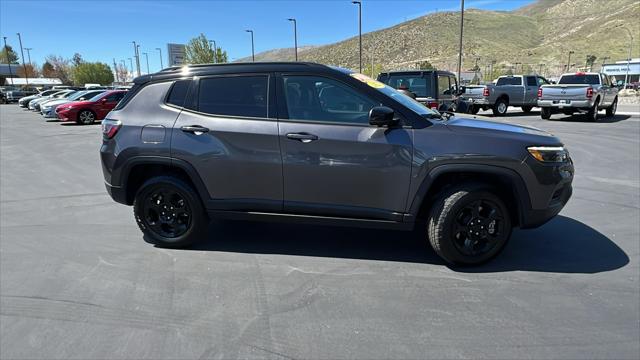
top-left (352, 1), bottom-right (362, 73)
top-left (155, 47), bottom-right (163, 69)
top-left (16, 33), bottom-right (28, 86)
top-left (245, 30), bottom-right (255, 62)
top-left (24, 47), bottom-right (32, 65)
top-left (128, 57), bottom-right (133, 74)
top-left (132, 41), bottom-right (140, 76)
top-left (2, 37), bottom-right (13, 85)
top-left (456, 0), bottom-right (465, 86)
top-left (566, 50), bottom-right (574, 72)
top-left (618, 26), bottom-right (633, 86)
top-left (143, 52), bottom-right (150, 74)
top-left (208, 40), bottom-right (217, 64)
top-left (112, 58), bottom-right (119, 84)
top-left (288, 18), bottom-right (298, 61)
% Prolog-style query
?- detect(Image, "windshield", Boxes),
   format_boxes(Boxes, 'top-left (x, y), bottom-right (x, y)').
top-left (67, 91), bottom-right (88, 100)
top-left (558, 74), bottom-right (600, 85)
top-left (381, 74), bottom-right (430, 98)
top-left (349, 73), bottom-right (436, 117)
top-left (88, 92), bottom-right (107, 102)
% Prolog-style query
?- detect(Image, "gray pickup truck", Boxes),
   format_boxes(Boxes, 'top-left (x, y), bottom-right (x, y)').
top-left (462, 75), bottom-right (551, 116)
top-left (537, 72), bottom-right (619, 121)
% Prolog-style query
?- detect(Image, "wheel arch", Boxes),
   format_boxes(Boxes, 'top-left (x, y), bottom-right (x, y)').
top-left (409, 164), bottom-right (531, 227)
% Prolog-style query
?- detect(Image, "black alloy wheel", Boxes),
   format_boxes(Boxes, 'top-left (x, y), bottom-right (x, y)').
top-left (451, 199), bottom-right (507, 257)
top-left (142, 187), bottom-right (192, 239)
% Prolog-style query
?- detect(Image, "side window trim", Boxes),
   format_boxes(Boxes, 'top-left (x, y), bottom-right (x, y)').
top-left (192, 73), bottom-right (271, 120)
top-left (278, 73), bottom-right (379, 126)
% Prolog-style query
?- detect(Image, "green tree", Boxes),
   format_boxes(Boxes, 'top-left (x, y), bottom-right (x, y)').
top-left (585, 54), bottom-right (597, 70)
top-left (416, 60), bottom-right (435, 70)
top-left (72, 53), bottom-right (84, 66)
top-left (185, 33), bottom-right (215, 64)
top-left (0, 45), bottom-right (19, 64)
top-left (214, 47), bottom-right (228, 63)
top-left (42, 62), bottom-right (55, 77)
top-left (72, 62), bottom-right (114, 86)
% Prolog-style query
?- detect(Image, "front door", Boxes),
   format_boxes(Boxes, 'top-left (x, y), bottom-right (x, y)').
top-left (277, 74), bottom-right (413, 220)
top-left (171, 74), bottom-right (283, 212)
top-left (524, 76), bottom-right (539, 105)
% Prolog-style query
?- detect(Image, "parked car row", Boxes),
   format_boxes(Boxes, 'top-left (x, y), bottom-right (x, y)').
top-left (17, 89), bottom-right (128, 124)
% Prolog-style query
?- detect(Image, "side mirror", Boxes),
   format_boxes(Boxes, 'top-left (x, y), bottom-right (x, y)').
top-left (369, 106), bottom-right (398, 127)
top-left (101, 98), bottom-right (108, 103)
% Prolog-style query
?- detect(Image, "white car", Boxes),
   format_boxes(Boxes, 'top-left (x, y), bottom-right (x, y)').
top-left (29, 90), bottom-right (74, 111)
top-left (41, 90), bottom-right (105, 118)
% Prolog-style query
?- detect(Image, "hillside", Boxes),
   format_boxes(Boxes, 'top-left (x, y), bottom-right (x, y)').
top-left (237, 0), bottom-right (639, 77)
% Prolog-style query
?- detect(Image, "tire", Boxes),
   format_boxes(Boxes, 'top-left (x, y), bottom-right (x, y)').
top-left (492, 98), bottom-right (509, 116)
top-left (469, 105), bottom-right (480, 115)
top-left (540, 107), bottom-right (552, 120)
top-left (449, 102), bottom-right (457, 112)
top-left (133, 176), bottom-right (208, 248)
top-left (585, 98), bottom-right (599, 122)
top-left (606, 97), bottom-right (617, 117)
top-left (521, 106), bottom-right (533, 113)
top-left (77, 110), bottom-right (96, 125)
top-left (427, 184), bottom-right (512, 265)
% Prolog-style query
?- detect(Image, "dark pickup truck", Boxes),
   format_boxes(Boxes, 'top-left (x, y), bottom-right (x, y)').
top-left (377, 70), bottom-right (463, 112)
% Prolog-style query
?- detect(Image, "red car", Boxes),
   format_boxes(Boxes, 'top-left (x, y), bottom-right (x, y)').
top-left (56, 90), bottom-right (127, 125)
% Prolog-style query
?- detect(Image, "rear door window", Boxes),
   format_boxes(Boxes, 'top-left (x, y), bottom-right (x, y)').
top-left (198, 75), bottom-right (268, 118)
top-left (166, 80), bottom-right (191, 107)
top-left (437, 75), bottom-right (450, 95)
top-left (496, 77), bottom-right (522, 86)
top-left (526, 76), bottom-right (538, 86)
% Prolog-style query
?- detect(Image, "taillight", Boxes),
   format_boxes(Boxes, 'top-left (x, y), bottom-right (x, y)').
top-left (102, 119), bottom-right (121, 139)
top-left (482, 88), bottom-right (490, 97)
top-left (426, 100), bottom-right (439, 109)
top-left (586, 87), bottom-right (593, 98)
top-left (537, 88), bottom-right (543, 98)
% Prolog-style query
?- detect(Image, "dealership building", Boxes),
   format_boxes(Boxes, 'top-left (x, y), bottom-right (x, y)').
top-left (602, 58), bottom-right (640, 84)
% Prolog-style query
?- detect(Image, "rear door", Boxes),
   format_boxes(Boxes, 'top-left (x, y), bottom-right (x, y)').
top-left (276, 74), bottom-right (413, 220)
top-left (171, 74), bottom-right (283, 212)
top-left (96, 92), bottom-right (126, 119)
top-left (496, 76), bottom-right (525, 105)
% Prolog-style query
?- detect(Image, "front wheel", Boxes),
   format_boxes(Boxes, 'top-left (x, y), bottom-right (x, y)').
top-left (540, 107), bottom-right (552, 120)
top-left (606, 97), bottom-right (617, 117)
top-left (77, 110), bottom-right (96, 125)
top-left (585, 99), bottom-right (599, 122)
top-left (133, 176), bottom-right (208, 248)
top-left (427, 184), bottom-right (512, 265)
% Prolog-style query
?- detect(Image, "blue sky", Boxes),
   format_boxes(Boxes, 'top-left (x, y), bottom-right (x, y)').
top-left (1, 0), bottom-right (532, 72)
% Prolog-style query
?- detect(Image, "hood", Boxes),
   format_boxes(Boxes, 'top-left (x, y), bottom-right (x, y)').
top-left (42, 99), bottom-right (70, 108)
top-left (443, 115), bottom-right (561, 145)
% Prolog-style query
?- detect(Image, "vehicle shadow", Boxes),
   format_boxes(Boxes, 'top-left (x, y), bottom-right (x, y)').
top-left (549, 114), bottom-right (631, 123)
top-left (59, 122), bottom-right (101, 126)
top-left (169, 215), bottom-right (628, 274)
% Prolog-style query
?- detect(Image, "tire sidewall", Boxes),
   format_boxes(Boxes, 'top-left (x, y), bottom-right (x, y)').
top-left (493, 99), bottom-right (508, 116)
top-left (133, 176), bottom-right (207, 248)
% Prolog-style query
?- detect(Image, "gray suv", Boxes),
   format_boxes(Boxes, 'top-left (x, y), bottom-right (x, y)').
top-left (101, 62), bottom-right (573, 265)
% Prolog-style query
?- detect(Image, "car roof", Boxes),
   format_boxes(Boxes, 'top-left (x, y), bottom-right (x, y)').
top-left (133, 62), bottom-right (336, 84)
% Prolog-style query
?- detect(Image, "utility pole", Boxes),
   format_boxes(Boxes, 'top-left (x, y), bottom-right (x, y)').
top-left (2, 37), bottom-right (13, 85)
top-left (245, 30), bottom-right (255, 62)
top-left (288, 18), bottom-right (298, 61)
top-left (352, 1), bottom-right (362, 73)
top-left (24, 47), bottom-right (32, 65)
top-left (113, 58), bottom-right (119, 84)
top-left (143, 52), bottom-right (150, 74)
top-left (121, 60), bottom-right (127, 83)
top-left (208, 40), bottom-right (217, 63)
top-left (619, 27), bottom-right (633, 86)
top-left (515, 62), bottom-right (521, 73)
top-left (128, 57), bottom-right (133, 74)
top-left (457, 0), bottom-right (465, 86)
top-left (16, 33), bottom-right (28, 86)
top-left (155, 48), bottom-right (164, 69)
top-left (566, 50), bottom-right (574, 72)
top-left (132, 41), bottom-right (140, 77)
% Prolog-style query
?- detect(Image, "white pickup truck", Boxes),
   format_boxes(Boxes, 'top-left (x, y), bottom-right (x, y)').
top-left (537, 72), bottom-right (619, 121)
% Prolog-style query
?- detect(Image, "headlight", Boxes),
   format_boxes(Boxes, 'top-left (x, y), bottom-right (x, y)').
top-left (527, 146), bottom-right (568, 163)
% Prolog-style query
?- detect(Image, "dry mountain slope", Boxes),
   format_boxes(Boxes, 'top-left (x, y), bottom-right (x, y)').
top-left (237, 0), bottom-right (639, 76)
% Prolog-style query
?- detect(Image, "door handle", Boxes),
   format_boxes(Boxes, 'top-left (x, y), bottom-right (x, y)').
top-left (181, 125), bottom-right (209, 134)
top-left (286, 132), bottom-right (318, 143)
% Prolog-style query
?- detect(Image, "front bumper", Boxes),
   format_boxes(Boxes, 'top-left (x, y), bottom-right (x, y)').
top-left (56, 108), bottom-right (77, 121)
top-left (538, 99), bottom-right (593, 109)
top-left (41, 107), bottom-right (59, 118)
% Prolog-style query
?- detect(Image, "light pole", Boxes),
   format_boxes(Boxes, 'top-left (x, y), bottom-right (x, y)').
top-left (208, 40), bottom-right (217, 63)
top-left (245, 30), bottom-right (255, 62)
top-left (112, 58), bottom-right (119, 84)
top-left (121, 60), bottom-right (127, 83)
top-left (24, 47), bottom-right (32, 65)
top-left (132, 41), bottom-right (140, 76)
top-left (16, 33), bottom-right (28, 85)
top-left (155, 47), bottom-right (164, 69)
top-left (352, 1), bottom-right (362, 73)
top-left (143, 52), bottom-right (150, 74)
top-left (566, 50), bottom-right (574, 72)
top-left (2, 37), bottom-right (13, 85)
top-left (456, 0), bottom-right (465, 86)
top-left (515, 62), bottom-right (521, 73)
top-left (538, 63), bottom-right (545, 76)
top-left (288, 18), bottom-right (298, 61)
top-left (619, 26), bottom-right (633, 86)
top-left (128, 57), bottom-right (133, 74)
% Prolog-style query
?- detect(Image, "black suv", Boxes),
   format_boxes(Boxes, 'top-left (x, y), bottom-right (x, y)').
top-left (377, 70), bottom-right (465, 112)
top-left (101, 62), bottom-right (573, 265)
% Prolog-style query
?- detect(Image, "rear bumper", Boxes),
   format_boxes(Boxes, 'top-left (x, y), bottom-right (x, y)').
top-left (538, 99), bottom-right (592, 109)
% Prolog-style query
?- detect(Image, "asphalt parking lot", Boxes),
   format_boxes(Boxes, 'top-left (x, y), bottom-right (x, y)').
top-left (1, 104), bottom-right (639, 359)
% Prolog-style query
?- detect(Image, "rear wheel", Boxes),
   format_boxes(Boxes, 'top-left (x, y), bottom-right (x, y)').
top-left (77, 110), bottom-right (96, 125)
top-left (492, 98), bottom-right (509, 116)
top-left (606, 97), bottom-right (617, 117)
top-left (540, 107), bottom-right (552, 120)
top-left (521, 106), bottom-right (533, 113)
top-left (585, 98), bottom-right (599, 122)
top-left (133, 176), bottom-right (208, 248)
top-left (427, 184), bottom-right (512, 265)
top-left (469, 105), bottom-right (480, 115)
